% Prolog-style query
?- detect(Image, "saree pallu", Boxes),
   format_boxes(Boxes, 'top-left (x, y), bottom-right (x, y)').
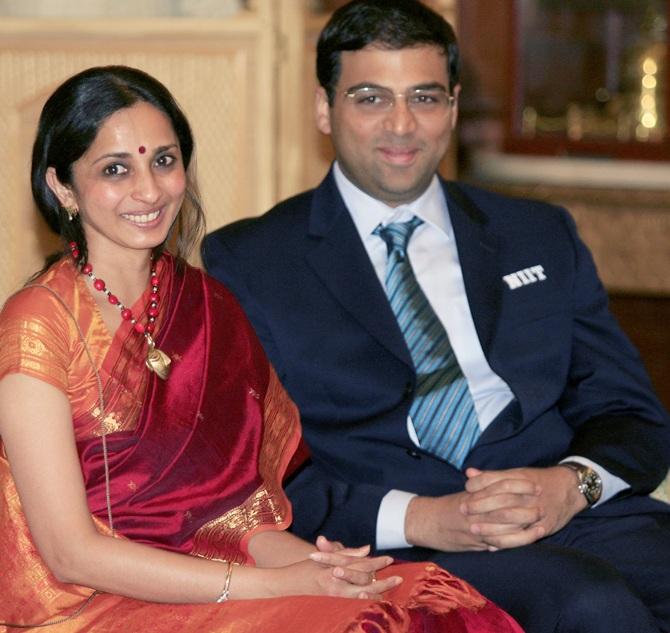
top-left (0, 256), bottom-right (523, 633)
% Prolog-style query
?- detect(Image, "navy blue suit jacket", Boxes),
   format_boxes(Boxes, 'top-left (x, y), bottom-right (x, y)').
top-left (202, 171), bottom-right (670, 547)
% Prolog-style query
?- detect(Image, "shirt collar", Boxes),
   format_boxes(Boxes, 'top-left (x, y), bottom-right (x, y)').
top-left (333, 161), bottom-right (453, 242)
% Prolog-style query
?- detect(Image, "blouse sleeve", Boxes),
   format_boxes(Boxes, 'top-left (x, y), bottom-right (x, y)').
top-left (0, 287), bottom-right (72, 394)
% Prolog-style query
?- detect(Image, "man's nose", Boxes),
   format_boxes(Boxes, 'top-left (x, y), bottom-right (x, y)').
top-left (383, 95), bottom-right (418, 135)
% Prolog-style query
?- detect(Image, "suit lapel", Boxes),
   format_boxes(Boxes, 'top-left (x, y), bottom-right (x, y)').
top-left (305, 172), bottom-right (413, 369)
top-left (303, 175), bottom-right (507, 374)
top-left (443, 181), bottom-right (502, 356)
top-left (443, 182), bottom-right (528, 446)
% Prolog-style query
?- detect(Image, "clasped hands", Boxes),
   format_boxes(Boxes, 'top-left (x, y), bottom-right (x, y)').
top-left (306, 535), bottom-right (401, 598)
top-left (406, 465), bottom-right (588, 552)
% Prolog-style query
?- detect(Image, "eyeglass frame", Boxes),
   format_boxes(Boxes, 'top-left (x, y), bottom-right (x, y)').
top-left (342, 83), bottom-right (456, 114)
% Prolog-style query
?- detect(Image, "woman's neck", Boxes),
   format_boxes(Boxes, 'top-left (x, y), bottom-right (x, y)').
top-left (81, 248), bottom-right (156, 335)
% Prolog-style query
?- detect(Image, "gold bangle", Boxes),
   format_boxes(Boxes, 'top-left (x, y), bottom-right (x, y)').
top-left (215, 561), bottom-right (235, 603)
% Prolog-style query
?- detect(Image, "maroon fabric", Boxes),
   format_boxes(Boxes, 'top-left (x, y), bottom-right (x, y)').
top-left (78, 258), bottom-right (271, 553)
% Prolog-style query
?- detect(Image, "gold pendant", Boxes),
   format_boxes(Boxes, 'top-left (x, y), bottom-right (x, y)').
top-left (145, 334), bottom-right (171, 380)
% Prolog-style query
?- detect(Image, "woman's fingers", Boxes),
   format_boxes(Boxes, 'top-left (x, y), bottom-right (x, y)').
top-left (354, 575), bottom-right (402, 598)
top-left (315, 536), bottom-right (370, 558)
top-left (326, 572), bottom-right (402, 598)
top-left (331, 563), bottom-right (402, 589)
top-left (331, 565), bottom-right (374, 586)
top-left (310, 551), bottom-right (393, 571)
top-left (315, 535), bottom-right (345, 552)
top-left (309, 548), bottom-right (399, 595)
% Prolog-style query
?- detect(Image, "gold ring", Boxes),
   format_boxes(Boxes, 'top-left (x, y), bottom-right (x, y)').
top-left (371, 573), bottom-right (377, 583)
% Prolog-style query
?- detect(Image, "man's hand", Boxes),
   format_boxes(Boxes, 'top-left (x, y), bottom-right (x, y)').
top-left (404, 491), bottom-right (497, 552)
top-left (403, 466), bottom-right (586, 552)
top-left (462, 466), bottom-right (587, 550)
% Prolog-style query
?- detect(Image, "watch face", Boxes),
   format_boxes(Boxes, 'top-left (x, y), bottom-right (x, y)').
top-left (562, 462), bottom-right (602, 506)
top-left (582, 469), bottom-right (602, 504)
top-left (563, 462), bottom-right (603, 506)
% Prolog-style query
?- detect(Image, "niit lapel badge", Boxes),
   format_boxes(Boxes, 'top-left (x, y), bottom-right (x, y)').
top-left (502, 265), bottom-right (547, 290)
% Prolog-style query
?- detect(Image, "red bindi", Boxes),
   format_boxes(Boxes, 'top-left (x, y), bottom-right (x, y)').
top-left (138, 145), bottom-right (146, 154)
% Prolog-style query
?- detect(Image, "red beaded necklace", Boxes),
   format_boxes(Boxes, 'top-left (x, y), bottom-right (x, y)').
top-left (69, 241), bottom-right (171, 380)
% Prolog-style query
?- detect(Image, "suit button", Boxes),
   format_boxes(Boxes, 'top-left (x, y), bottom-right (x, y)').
top-left (406, 449), bottom-right (421, 459)
top-left (404, 382), bottom-right (414, 397)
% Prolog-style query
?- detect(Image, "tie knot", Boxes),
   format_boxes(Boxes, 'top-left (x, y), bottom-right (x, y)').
top-left (374, 216), bottom-right (424, 257)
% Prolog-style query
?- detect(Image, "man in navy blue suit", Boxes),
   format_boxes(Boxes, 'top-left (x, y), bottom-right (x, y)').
top-left (203, 1), bottom-right (670, 630)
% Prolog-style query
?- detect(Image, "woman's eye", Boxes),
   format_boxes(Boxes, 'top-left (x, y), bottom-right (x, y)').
top-left (103, 163), bottom-right (128, 177)
top-left (155, 154), bottom-right (176, 168)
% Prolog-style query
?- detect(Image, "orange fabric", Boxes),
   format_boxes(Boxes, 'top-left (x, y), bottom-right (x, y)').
top-left (0, 562), bottom-right (523, 633)
top-left (0, 257), bottom-right (155, 438)
top-left (0, 258), bottom-right (524, 633)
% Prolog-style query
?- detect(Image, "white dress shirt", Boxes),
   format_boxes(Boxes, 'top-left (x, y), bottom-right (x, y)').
top-left (332, 163), bottom-right (628, 549)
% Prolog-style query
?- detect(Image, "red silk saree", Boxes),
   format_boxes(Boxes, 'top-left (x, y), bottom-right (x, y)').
top-left (0, 256), bottom-right (523, 632)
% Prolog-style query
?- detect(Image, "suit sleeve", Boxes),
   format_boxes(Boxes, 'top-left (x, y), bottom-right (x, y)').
top-left (285, 463), bottom-right (394, 547)
top-left (202, 232), bottom-right (286, 379)
top-left (558, 210), bottom-right (670, 494)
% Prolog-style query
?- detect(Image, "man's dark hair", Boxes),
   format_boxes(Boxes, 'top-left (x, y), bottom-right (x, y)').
top-left (317, 0), bottom-right (460, 104)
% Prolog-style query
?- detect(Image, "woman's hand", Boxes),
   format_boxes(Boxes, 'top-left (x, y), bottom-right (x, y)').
top-left (247, 531), bottom-right (400, 599)
top-left (306, 535), bottom-right (400, 598)
top-left (314, 534), bottom-right (369, 558)
top-left (277, 556), bottom-right (401, 599)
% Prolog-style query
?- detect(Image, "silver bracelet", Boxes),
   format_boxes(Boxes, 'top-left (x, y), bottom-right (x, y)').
top-left (215, 561), bottom-right (235, 603)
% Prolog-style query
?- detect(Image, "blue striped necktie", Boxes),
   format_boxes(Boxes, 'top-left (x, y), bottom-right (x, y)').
top-left (374, 217), bottom-right (480, 468)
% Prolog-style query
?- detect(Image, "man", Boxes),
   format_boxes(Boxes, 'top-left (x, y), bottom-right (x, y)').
top-left (202, 1), bottom-right (670, 631)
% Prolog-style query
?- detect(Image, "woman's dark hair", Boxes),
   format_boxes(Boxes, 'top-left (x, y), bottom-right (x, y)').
top-left (317, 0), bottom-right (460, 104)
top-left (31, 65), bottom-right (204, 268)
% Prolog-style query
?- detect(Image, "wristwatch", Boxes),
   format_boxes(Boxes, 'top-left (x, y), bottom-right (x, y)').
top-left (560, 461), bottom-right (603, 507)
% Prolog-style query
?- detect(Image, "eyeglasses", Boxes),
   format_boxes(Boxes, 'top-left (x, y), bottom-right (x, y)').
top-left (344, 86), bottom-right (456, 115)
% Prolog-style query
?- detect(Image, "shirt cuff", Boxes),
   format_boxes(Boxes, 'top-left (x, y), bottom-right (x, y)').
top-left (376, 489), bottom-right (417, 550)
top-left (561, 455), bottom-right (630, 506)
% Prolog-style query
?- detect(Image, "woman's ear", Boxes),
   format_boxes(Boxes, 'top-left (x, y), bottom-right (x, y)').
top-left (45, 167), bottom-right (77, 210)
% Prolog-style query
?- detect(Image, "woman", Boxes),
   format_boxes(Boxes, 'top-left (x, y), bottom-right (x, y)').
top-left (0, 66), bottom-right (523, 632)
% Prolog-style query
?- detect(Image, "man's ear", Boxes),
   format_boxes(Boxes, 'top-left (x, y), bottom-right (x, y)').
top-left (315, 86), bottom-right (332, 136)
top-left (45, 167), bottom-right (77, 210)
top-left (449, 84), bottom-right (461, 131)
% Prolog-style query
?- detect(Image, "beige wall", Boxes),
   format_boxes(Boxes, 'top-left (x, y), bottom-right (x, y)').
top-left (0, 0), bottom-right (243, 17)
top-left (0, 3), bottom-right (279, 299)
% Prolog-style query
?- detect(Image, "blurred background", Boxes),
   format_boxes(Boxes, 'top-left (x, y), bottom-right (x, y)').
top-left (0, 0), bottom-right (667, 407)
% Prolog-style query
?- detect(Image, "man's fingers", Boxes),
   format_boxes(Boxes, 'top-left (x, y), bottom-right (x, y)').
top-left (462, 493), bottom-right (545, 520)
top-left (465, 475), bottom-right (539, 496)
top-left (482, 524), bottom-right (546, 549)
top-left (470, 512), bottom-right (544, 536)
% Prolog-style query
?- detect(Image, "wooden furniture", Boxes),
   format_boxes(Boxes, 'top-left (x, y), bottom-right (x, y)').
top-left (505, 0), bottom-right (670, 161)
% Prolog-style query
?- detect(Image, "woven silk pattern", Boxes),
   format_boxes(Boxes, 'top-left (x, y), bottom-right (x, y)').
top-left (374, 217), bottom-right (480, 468)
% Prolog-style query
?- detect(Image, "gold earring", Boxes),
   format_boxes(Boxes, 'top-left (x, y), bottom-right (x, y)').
top-left (64, 206), bottom-right (78, 221)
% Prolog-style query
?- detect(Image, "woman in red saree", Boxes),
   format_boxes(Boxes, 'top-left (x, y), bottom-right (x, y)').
top-left (0, 65), bottom-right (523, 632)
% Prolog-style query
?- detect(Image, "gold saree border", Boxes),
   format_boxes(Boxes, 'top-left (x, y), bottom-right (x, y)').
top-left (192, 367), bottom-right (300, 563)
